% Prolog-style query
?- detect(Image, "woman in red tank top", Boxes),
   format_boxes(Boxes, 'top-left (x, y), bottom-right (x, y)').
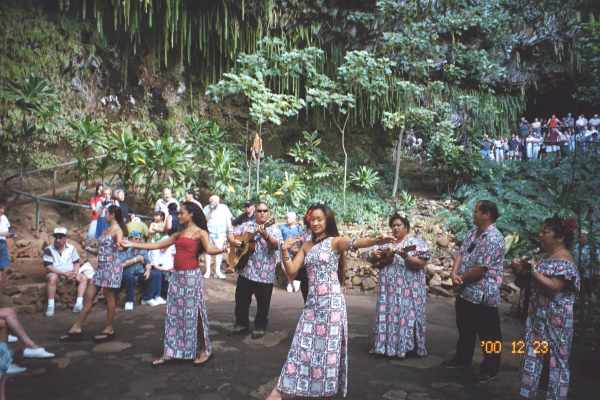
top-left (123, 201), bottom-right (225, 366)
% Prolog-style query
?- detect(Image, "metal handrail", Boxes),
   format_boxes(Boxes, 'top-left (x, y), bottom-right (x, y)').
top-left (8, 189), bottom-right (150, 230)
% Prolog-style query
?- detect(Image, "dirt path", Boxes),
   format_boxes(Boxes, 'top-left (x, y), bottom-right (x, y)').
top-left (8, 278), bottom-right (597, 400)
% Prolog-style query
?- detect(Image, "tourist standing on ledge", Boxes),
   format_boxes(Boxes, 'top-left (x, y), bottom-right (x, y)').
top-left (267, 204), bottom-right (397, 400)
top-left (61, 205), bottom-right (127, 343)
top-left (0, 202), bottom-right (14, 286)
top-left (154, 188), bottom-right (179, 214)
top-left (87, 183), bottom-right (103, 240)
top-left (203, 195), bottom-right (233, 279)
top-left (513, 217), bottom-right (580, 400)
top-left (278, 211), bottom-right (303, 294)
top-left (442, 200), bottom-right (505, 383)
top-left (122, 202), bottom-right (225, 366)
top-left (369, 213), bottom-right (430, 359)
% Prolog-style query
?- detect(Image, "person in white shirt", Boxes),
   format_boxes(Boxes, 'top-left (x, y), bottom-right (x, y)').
top-left (0, 203), bottom-right (14, 286)
top-left (147, 236), bottom-right (175, 303)
top-left (203, 195), bottom-right (233, 279)
top-left (154, 188), bottom-right (179, 214)
top-left (184, 190), bottom-right (203, 209)
top-left (43, 227), bottom-right (87, 316)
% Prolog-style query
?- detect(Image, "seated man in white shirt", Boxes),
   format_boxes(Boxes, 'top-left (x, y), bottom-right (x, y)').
top-left (43, 227), bottom-right (87, 316)
top-left (148, 235), bottom-right (175, 301)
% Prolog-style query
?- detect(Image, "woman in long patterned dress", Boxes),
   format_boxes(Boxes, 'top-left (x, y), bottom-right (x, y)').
top-left (369, 213), bottom-right (430, 359)
top-left (61, 205), bottom-right (127, 342)
top-left (122, 202), bottom-right (226, 366)
top-left (514, 217), bottom-right (580, 400)
top-left (267, 204), bottom-right (396, 399)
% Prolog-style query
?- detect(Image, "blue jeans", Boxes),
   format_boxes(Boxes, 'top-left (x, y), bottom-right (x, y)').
top-left (0, 240), bottom-right (10, 269)
top-left (122, 264), bottom-right (161, 302)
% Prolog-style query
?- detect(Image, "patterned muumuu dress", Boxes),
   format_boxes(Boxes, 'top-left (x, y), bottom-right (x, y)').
top-left (163, 269), bottom-right (212, 359)
top-left (93, 235), bottom-right (122, 289)
top-left (519, 258), bottom-right (580, 400)
top-left (372, 236), bottom-right (430, 358)
top-left (277, 237), bottom-right (348, 398)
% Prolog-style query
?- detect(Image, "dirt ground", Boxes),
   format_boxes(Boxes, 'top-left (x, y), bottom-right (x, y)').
top-left (7, 277), bottom-right (597, 400)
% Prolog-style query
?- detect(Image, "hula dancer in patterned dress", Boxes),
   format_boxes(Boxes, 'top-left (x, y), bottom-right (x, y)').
top-left (61, 205), bottom-right (127, 342)
top-left (369, 213), bottom-right (430, 359)
top-left (513, 217), bottom-right (580, 400)
top-left (267, 204), bottom-right (397, 400)
top-left (122, 202), bottom-right (226, 366)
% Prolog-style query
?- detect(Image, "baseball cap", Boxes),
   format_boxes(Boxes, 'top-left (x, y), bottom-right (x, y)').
top-left (129, 230), bottom-right (143, 239)
top-left (53, 227), bottom-right (68, 237)
top-left (244, 201), bottom-right (253, 208)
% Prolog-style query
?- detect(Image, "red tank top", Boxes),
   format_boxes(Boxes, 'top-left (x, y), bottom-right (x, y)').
top-left (174, 237), bottom-right (200, 270)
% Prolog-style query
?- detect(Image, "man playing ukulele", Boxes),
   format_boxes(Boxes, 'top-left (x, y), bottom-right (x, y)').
top-left (227, 201), bottom-right (282, 339)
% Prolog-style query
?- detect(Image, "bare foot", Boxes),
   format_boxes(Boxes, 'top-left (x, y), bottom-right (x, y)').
top-left (265, 387), bottom-right (282, 400)
top-left (193, 351), bottom-right (211, 365)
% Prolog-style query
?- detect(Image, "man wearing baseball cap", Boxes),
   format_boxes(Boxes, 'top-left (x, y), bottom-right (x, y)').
top-left (43, 227), bottom-right (87, 316)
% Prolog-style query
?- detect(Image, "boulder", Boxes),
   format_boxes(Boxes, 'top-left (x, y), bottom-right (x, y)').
top-left (429, 273), bottom-right (442, 286)
top-left (426, 264), bottom-right (444, 276)
top-left (441, 278), bottom-right (454, 288)
top-left (429, 286), bottom-right (453, 297)
top-left (351, 276), bottom-right (362, 286)
top-left (361, 277), bottom-right (377, 291)
top-left (436, 237), bottom-right (450, 248)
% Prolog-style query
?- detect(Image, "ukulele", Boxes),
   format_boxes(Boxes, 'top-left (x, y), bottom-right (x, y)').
top-left (226, 219), bottom-right (275, 272)
top-left (369, 245), bottom-right (417, 269)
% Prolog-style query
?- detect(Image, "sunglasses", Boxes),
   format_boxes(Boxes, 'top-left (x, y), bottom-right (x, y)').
top-left (54, 235), bottom-right (66, 239)
top-left (256, 209), bottom-right (269, 213)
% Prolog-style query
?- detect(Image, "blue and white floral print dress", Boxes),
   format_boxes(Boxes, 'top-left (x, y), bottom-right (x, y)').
top-left (277, 237), bottom-right (348, 397)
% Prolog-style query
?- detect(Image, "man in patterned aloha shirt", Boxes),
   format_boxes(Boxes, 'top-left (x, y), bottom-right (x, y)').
top-left (442, 200), bottom-right (505, 383)
top-left (228, 201), bottom-right (282, 339)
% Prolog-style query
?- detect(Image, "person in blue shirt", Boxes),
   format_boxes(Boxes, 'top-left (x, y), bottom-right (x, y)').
top-left (120, 230), bottom-right (162, 311)
top-left (278, 212), bottom-right (303, 294)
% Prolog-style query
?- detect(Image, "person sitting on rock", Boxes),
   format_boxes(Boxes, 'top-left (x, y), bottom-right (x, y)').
top-left (43, 227), bottom-right (86, 317)
top-left (120, 230), bottom-right (162, 310)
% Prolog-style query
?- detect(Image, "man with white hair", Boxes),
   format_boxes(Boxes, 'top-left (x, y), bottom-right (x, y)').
top-left (203, 195), bottom-right (233, 279)
top-left (43, 227), bottom-right (86, 316)
top-left (154, 188), bottom-right (179, 214)
top-left (278, 211), bottom-right (303, 293)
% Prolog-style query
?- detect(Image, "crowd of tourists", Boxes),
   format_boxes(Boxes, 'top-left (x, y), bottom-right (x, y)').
top-left (481, 113), bottom-right (600, 162)
top-left (0, 184), bottom-right (597, 399)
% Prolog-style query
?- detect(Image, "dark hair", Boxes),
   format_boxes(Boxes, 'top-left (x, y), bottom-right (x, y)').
top-left (181, 201), bottom-right (208, 256)
top-left (308, 204), bottom-right (346, 284)
top-left (108, 205), bottom-right (128, 237)
top-left (543, 216), bottom-right (577, 248)
top-left (255, 200), bottom-right (269, 209)
top-left (303, 204), bottom-right (319, 227)
top-left (95, 183), bottom-right (103, 196)
top-left (153, 211), bottom-right (165, 221)
top-left (388, 213), bottom-right (410, 231)
top-left (477, 200), bottom-right (500, 222)
top-left (181, 201), bottom-right (208, 231)
top-left (167, 202), bottom-right (178, 213)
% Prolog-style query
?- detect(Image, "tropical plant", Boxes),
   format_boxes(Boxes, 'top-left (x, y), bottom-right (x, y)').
top-left (1, 74), bottom-right (61, 173)
top-left (382, 111), bottom-right (406, 197)
top-left (349, 166), bottom-right (381, 191)
top-left (68, 117), bottom-right (105, 202)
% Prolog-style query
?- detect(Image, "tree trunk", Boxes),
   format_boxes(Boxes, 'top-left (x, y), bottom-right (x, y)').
top-left (256, 124), bottom-right (262, 195)
top-left (392, 128), bottom-right (405, 198)
top-left (341, 128), bottom-right (348, 210)
top-left (245, 122), bottom-right (252, 199)
top-left (75, 172), bottom-right (82, 203)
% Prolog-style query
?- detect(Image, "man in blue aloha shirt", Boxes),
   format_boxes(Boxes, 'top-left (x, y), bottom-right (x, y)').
top-left (442, 200), bottom-right (505, 383)
top-left (228, 201), bottom-right (282, 339)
